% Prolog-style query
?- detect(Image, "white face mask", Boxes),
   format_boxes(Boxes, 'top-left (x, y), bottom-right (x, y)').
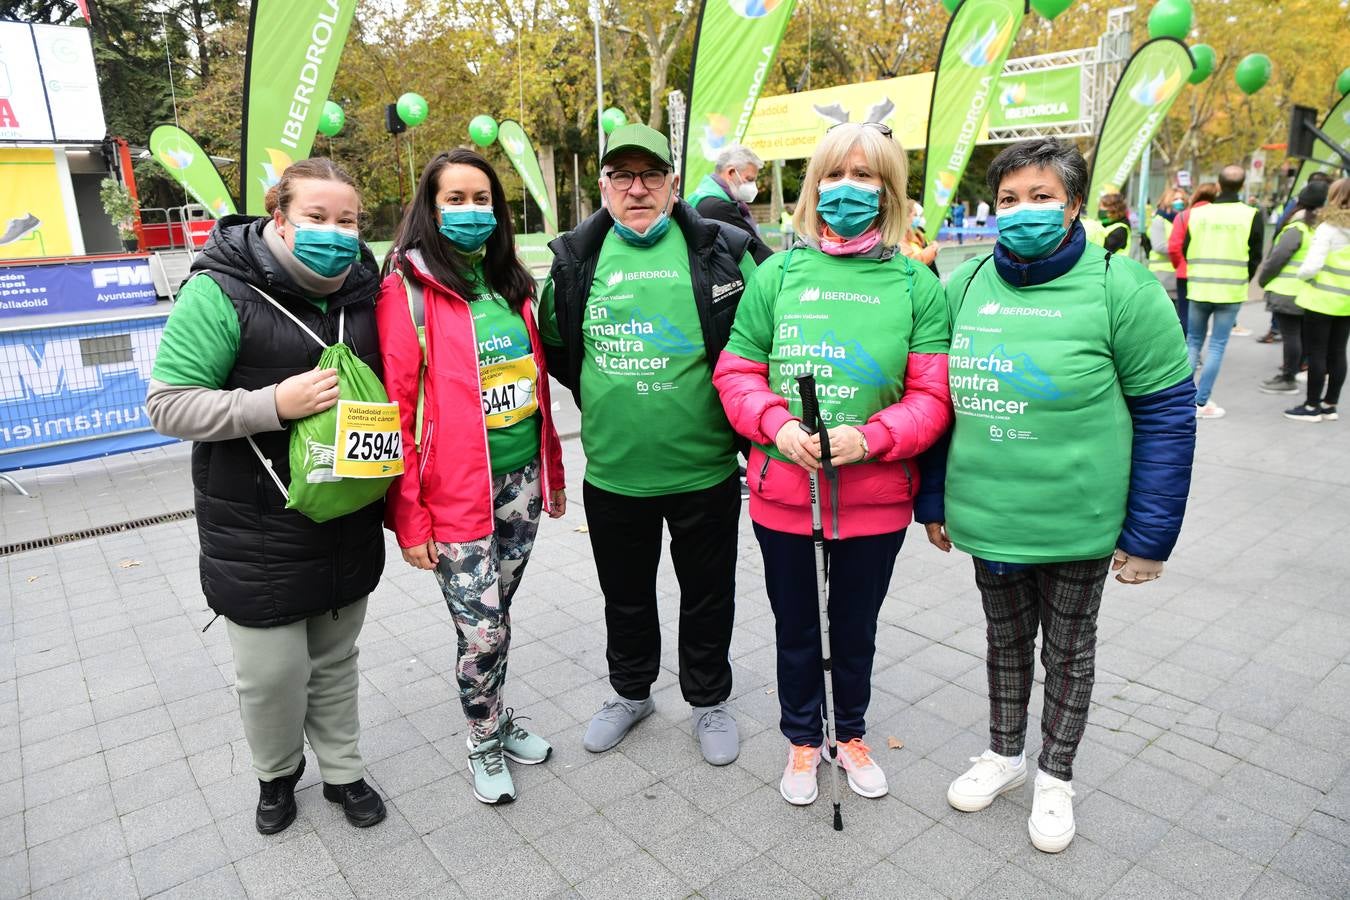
top-left (734, 180), bottom-right (758, 204)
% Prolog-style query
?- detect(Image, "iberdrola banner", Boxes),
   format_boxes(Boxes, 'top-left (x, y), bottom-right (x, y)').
top-left (921, 0), bottom-right (1027, 235)
top-left (239, 0), bottom-right (357, 214)
top-left (148, 126), bottom-right (236, 219)
top-left (681, 0), bottom-right (797, 194)
top-left (1288, 92), bottom-right (1350, 203)
top-left (1086, 38), bottom-right (1195, 218)
top-left (496, 120), bottom-right (558, 234)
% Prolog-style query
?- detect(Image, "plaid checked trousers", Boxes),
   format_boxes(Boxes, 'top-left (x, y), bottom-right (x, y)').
top-left (973, 556), bottom-right (1112, 781)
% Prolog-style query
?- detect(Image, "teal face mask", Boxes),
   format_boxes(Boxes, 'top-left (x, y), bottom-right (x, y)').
top-left (439, 204), bottom-right (497, 252)
top-left (1171, 200), bottom-right (1186, 211)
top-left (288, 220), bottom-right (360, 277)
top-left (613, 211), bottom-right (672, 247)
top-left (995, 202), bottom-right (1068, 260)
top-left (816, 178), bottom-right (881, 238)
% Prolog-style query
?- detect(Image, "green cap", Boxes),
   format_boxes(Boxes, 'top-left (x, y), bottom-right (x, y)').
top-left (601, 124), bottom-right (673, 169)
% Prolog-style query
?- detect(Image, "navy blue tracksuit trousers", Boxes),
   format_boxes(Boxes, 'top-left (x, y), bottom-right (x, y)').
top-left (754, 523), bottom-right (905, 746)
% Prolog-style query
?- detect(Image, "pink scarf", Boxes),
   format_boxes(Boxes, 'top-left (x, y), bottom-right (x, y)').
top-left (819, 225), bottom-right (881, 256)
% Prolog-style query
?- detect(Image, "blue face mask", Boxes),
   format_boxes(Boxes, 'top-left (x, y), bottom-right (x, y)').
top-left (995, 202), bottom-right (1069, 260)
top-left (613, 211), bottom-right (672, 247)
top-left (288, 220), bottom-right (360, 277)
top-left (816, 178), bottom-right (881, 238)
top-left (1171, 200), bottom-right (1186, 211)
top-left (439, 204), bottom-right (496, 252)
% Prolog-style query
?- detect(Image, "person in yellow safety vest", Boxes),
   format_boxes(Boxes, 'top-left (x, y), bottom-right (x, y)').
top-left (1081, 215), bottom-right (1106, 246)
top-left (1285, 177), bottom-right (1350, 422)
top-left (1181, 165), bottom-right (1265, 419)
top-left (1097, 192), bottom-right (1133, 257)
top-left (1256, 181), bottom-right (1328, 395)
top-left (1147, 187), bottom-right (1187, 300)
top-left (780, 203), bottom-right (795, 250)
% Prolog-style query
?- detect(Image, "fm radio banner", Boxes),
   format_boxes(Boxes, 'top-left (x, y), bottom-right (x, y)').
top-left (0, 259), bottom-right (158, 319)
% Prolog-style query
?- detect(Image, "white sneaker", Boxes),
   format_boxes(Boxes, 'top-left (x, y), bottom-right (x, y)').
top-left (947, 749), bottom-right (1027, 812)
top-left (780, 743), bottom-right (821, 806)
top-left (1028, 770), bottom-right (1076, 853)
top-left (1196, 401), bottom-right (1226, 419)
top-left (1295, 369), bottom-right (1308, 383)
top-left (1231, 324), bottom-right (1252, 337)
top-left (836, 738), bottom-right (888, 798)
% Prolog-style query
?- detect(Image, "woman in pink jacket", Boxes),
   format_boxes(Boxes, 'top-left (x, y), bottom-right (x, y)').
top-left (377, 149), bottom-right (565, 805)
top-left (714, 124), bottom-right (951, 807)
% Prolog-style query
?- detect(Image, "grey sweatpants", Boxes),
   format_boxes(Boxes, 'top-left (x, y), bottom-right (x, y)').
top-left (226, 597), bottom-right (367, 784)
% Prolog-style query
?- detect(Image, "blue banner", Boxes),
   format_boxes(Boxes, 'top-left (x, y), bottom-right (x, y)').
top-left (0, 314), bottom-right (175, 471)
top-left (0, 257), bottom-right (158, 319)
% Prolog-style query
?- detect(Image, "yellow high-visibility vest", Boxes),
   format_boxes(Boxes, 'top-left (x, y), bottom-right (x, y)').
top-left (1297, 244), bottom-right (1350, 317)
top-left (1185, 202), bottom-right (1258, 303)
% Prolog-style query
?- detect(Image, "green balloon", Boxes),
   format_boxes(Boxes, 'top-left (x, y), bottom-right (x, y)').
top-left (468, 115), bottom-right (498, 148)
top-left (1234, 53), bottom-right (1272, 96)
top-left (1030, 0), bottom-right (1074, 19)
top-left (1147, 0), bottom-right (1192, 41)
top-left (1187, 44), bottom-right (1214, 84)
top-left (1338, 67), bottom-right (1350, 97)
top-left (396, 92), bottom-right (428, 127)
top-left (317, 101), bottom-right (344, 137)
top-left (941, 0), bottom-right (961, 12)
top-left (600, 107), bottom-right (628, 135)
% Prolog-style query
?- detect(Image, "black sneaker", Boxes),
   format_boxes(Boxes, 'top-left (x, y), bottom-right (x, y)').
top-left (256, 755), bottom-right (305, 835)
top-left (1259, 373), bottom-right (1298, 394)
top-left (1320, 404), bottom-right (1339, 421)
top-left (323, 778), bottom-right (387, 828)
top-left (1283, 404), bottom-right (1323, 422)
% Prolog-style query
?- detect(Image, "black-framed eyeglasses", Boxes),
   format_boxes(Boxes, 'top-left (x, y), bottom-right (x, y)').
top-left (826, 121), bottom-right (894, 139)
top-left (605, 168), bottom-right (670, 191)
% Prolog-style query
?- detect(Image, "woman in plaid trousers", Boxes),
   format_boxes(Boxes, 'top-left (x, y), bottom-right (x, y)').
top-left (914, 139), bottom-right (1197, 853)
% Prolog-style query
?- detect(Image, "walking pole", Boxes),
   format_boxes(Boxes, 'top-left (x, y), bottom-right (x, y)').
top-left (796, 374), bottom-right (843, 831)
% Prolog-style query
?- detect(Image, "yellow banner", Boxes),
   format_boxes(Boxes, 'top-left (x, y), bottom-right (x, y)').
top-left (744, 72), bottom-right (987, 160)
top-left (0, 148), bottom-right (74, 259)
top-left (333, 400), bottom-right (405, 478)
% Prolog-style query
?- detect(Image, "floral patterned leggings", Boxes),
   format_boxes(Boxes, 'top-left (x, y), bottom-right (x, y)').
top-left (432, 457), bottom-right (542, 742)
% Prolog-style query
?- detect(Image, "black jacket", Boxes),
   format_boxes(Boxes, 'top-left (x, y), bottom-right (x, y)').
top-left (190, 216), bottom-right (385, 627)
top-left (694, 196), bottom-right (773, 263)
top-left (543, 200), bottom-right (753, 408)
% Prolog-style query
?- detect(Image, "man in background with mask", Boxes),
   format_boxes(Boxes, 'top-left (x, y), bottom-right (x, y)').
top-left (537, 124), bottom-right (759, 765)
top-left (687, 145), bottom-right (773, 263)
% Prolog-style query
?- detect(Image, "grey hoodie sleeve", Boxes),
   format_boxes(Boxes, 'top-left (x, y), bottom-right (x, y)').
top-left (145, 379), bottom-right (284, 442)
top-left (1257, 226), bottom-right (1304, 288)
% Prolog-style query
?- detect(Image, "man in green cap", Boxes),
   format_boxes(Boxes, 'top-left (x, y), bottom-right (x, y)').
top-left (538, 123), bottom-right (758, 765)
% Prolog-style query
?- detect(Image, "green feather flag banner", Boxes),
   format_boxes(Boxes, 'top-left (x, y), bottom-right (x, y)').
top-left (148, 125), bottom-right (236, 219)
top-left (239, 0), bottom-right (357, 215)
top-left (681, 0), bottom-right (797, 193)
top-left (921, 0), bottom-right (1027, 234)
top-left (496, 120), bottom-right (559, 235)
top-left (1085, 38), bottom-right (1195, 218)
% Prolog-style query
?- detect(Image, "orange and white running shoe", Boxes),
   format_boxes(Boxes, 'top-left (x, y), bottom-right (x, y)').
top-left (779, 743), bottom-right (822, 806)
top-left (837, 738), bottom-right (888, 798)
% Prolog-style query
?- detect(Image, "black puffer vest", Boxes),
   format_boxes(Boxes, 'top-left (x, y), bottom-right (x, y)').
top-left (189, 216), bottom-right (385, 627)
top-left (543, 200), bottom-right (752, 407)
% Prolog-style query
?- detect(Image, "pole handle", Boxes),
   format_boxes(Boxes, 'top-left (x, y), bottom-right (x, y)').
top-left (796, 374), bottom-right (819, 435)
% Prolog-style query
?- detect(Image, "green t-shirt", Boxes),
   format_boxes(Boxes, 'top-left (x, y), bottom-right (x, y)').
top-left (152, 274), bottom-right (242, 389)
top-left (542, 226), bottom-right (739, 496)
top-left (943, 244), bottom-right (1192, 563)
top-left (468, 269), bottom-right (541, 475)
top-left (724, 247), bottom-right (949, 460)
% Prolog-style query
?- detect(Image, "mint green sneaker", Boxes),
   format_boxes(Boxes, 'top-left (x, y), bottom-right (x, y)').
top-left (467, 736), bottom-right (516, 805)
top-left (498, 708), bottom-right (552, 765)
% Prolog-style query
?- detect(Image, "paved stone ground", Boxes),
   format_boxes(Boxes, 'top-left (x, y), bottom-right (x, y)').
top-left (2, 299), bottom-right (1348, 899)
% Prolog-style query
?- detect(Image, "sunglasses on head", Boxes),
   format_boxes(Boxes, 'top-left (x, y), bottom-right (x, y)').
top-left (827, 121), bottom-right (894, 139)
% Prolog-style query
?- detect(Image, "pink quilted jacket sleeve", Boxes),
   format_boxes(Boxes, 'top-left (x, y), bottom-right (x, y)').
top-left (713, 351), bottom-right (799, 446)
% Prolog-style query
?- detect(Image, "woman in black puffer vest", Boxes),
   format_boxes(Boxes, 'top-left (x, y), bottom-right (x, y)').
top-left (147, 159), bottom-right (387, 835)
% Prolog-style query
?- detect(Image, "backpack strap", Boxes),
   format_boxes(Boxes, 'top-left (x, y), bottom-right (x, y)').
top-left (955, 253), bottom-right (996, 315)
top-left (242, 283), bottom-right (344, 501)
top-left (399, 271), bottom-right (429, 452)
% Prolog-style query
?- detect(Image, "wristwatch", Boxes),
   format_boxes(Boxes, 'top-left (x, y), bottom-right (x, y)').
top-left (857, 430), bottom-right (869, 460)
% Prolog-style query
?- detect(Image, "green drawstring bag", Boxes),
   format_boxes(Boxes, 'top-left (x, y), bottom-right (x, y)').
top-left (245, 286), bottom-right (401, 524)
